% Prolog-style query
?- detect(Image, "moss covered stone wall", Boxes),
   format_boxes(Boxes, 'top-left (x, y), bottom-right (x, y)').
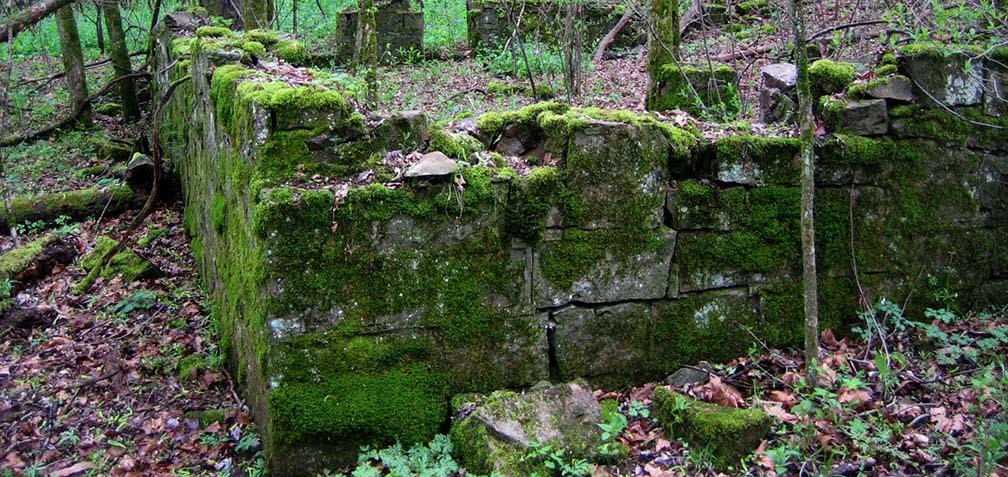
top-left (155, 16), bottom-right (1007, 474)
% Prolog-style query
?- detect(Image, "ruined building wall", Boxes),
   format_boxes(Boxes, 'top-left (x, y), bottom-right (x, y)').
top-left (154, 16), bottom-right (1007, 475)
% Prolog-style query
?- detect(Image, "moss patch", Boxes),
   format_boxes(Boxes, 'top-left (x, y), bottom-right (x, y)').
top-left (653, 387), bottom-right (770, 469)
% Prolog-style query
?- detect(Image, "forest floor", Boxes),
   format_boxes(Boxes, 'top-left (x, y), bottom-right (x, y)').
top-left (1, 0), bottom-right (1005, 474)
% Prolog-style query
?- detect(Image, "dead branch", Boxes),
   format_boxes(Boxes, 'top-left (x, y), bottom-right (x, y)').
top-left (593, 9), bottom-right (634, 63)
top-left (82, 75), bottom-right (191, 294)
top-left (0, 0), bottom-right (78, 45)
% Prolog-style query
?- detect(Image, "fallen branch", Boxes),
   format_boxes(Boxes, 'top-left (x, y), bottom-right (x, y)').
top-left (0, 185), bottom-right (141, 233)
top-left (808, 20), bottom-right (888, 41)
top-left (593, 9), bottom-right (634, 63)
top-left (14, 50), bottom-right (145, 87)
top-left (0, 0), bottom-right (77, 45)
top-left (0, 70), bottom-right (150, 147)
top-left (83, 75), bottom-right (191, 294)
top-left (57, 368), bottom-right (120, 390)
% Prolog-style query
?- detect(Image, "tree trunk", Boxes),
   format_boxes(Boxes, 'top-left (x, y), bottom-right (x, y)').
top-left (562, 0), bottom-right (584, 99)
top-left (101, 0), bottom-right (139, 119)
top-left (790, 0), bottom-right (819, 384)
top-left (354, 0), bottom-right (377, 106)
top-left (645, 0), bottom-right (680, 107)
top-left (94, 6), bottom-right (104, 53)
top-left (243, 0), bottom-right (274, 29)
top-left (0, 0), bottom-right (77, 45)
top-left (56, 5), bottom-right (91, 126)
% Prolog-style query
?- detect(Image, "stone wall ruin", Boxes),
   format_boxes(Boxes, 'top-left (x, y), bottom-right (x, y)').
top-left (155, 15), bottom-right (1007, 475)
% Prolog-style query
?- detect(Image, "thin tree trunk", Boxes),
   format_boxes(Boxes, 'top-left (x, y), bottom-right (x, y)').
top-left (562, 0), bottom-right (584, 99)
top-left (243, 0), bottom-right (274, 29)
top-left (0, 0), bottom-right (77, 45)
top-left (790, 0), bottom-right (819, 385)
top-left (56, 4), bottom-right (91, 126)
top-left (353, 0), bottom-right (377, 106)
top-left (94, 6), bottom-right (104, 53)
top-left (101, 0), bottom-right (139, 119)
top-left (292, 0), bottom-right (298, 35)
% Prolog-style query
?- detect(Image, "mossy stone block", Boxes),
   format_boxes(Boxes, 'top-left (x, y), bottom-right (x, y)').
top-left (648, 62), bottom-right (740, 119)
top-left (653, 387), bottom-right (770, 469)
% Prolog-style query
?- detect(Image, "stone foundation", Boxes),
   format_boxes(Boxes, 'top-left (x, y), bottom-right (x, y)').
top-left (155, 17), bottom-right (1008, 474)
top-left (466, 0), bottom-right (645, 52)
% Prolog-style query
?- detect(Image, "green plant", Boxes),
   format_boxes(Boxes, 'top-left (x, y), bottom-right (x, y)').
top-left (523, 440), bottom-right (594, 477)
top-left (626, 400), bottom-right (651, 419)
top-left (110, 289), bottom-right (158, 316)
top-left (353, 434), bottom-right (475, 477)
top-left (235, 430), bottom-right (260, 452)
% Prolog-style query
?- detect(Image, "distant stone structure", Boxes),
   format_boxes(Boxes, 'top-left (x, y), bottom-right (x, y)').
top-left (336, 0), bottom-right (423, 63)
top-left (466, 0), bottom-right (645, 52)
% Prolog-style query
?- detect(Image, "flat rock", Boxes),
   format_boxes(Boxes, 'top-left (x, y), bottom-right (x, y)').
top-left (450, 381), bottom-right (605, 475)
top-left (825, 98), bottom-right (888, 136)
top-left (864, 75), bottom-right (914, 102)
top-left (404, 151), bottom-right (458, 178)
top-left (665, 362), bottom-right (714, 387)
top-left (761, 63), bottom-right (797, 92)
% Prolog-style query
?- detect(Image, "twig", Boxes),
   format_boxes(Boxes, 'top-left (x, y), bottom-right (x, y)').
top-left (15, 50), bottom-right (144, 87)
top-left (592, 8), bottom-right (634, 64)
top-left (57, 368), bottom-right (120, 390)
top-left (907, 74), bottom-right (1005, 130)
top-left (446, 87), bottom-right (488, 101)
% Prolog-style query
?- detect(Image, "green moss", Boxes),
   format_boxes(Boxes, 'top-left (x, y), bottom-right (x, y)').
top-left (653, 387), bottom-right (770, 469)
top-left (269, 365), bottom-right (449, 447)
top-left (874, 64), bottom-right (897, 76)
top-left (138, 227), bottom-right (170, 246)
top-left (0, 235), bottom-right (56, 279)
top-left (679, 180), bottom-right (713, 203)
top-left (74, 236), bottom-right (159, 293)
top-left (898, 41), bottom-right (948, 59)
top-left (211, 194), bottom-right (227, 233)
top-left (539, 229), bottom-right (666, 289)
top-left (808, 59), bottom-right (856, 95)
top-left (244, 29), bottom-right (280, 46)
top-left (195, 26), bottom-right (233, 38)
top-left (5, 186), bottom-right (135, 229)
top-left (504, 166), bottom-right (563, 242)
top-left (241, 41), bottom-right (267, 57)
top-left (649, 62), bottom-right (740, 118)
top-left (475, 102), bottom-right (570, 139)
top-left (184, 408), bottom-right (229, 427)
top-left (171, 37), bottom-right (195, 56)
top-left (274, 39), bottom-right (306, 63)
top-left (713, 135), bottom-right (801, 185)
top-left (429, 125), bottom-right (485, 160)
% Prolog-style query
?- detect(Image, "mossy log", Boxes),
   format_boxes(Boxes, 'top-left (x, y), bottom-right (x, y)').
top-left (0, 234), bottom-right (77, 292)
top-left (0, 185), bottom-right (141, 233)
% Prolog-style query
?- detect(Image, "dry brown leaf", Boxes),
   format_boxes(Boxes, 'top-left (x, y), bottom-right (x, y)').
top-left (50, 462), bottom-right (96, 477)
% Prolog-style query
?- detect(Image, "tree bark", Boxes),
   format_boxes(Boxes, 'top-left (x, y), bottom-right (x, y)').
top-left (0, 0), bottom-right (76, 45)
top-left (56, 4), bottom-right (91, 126)
top-left (353, 0), bottom-right (377, 106)
top-left (243, 0), bottom-right (274, 29)
top-left (592, 8), bottom-right (632, 63)
top-left (101, 0), bottom-right (140, 119)
top-left (645, 0), bottom-right (680, 108)
top-left (790, 0), bottom-right (819, 384)
top-left (562, 0), bottom-right (584, 99)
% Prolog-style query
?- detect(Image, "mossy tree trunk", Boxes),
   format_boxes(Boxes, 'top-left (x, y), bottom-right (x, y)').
top-left (789, 0), bottom-right (819, 384)
top-left (101, 0), bottom-right (139, 120)
top-left (353, 0), bottom-right (378, 106)
top-left (56, 4), bottom-right (91, 126)
top-left (645, 0), bottom-right (680, 107)
top-left (243, 0), bottom-right (274, 29)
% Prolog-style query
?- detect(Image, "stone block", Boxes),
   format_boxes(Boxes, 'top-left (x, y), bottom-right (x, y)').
top-left (466, 0), bottom-right (644, 52)
top-left (552, 303), bottom-right (654, 384)
top-left (822, 98), bottom-right (888, 136)
top-left (901, 48), bottom-right (984, 107)
top-left (647, 62), bottom-right (740, 118)
top-left (533, 229), bottom-right (676, 307)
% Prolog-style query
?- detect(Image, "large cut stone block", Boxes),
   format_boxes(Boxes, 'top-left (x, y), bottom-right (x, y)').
top-left (551, 303), bottom-right (655, 385)
top-left (648, 62), bottom-right (740, 118)
top-left (900, 47), bottom-right (984, 107)
top-left (466, 0), bottom-right (644, 52)
top-left (533, 229), bottom-right (675, 307)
